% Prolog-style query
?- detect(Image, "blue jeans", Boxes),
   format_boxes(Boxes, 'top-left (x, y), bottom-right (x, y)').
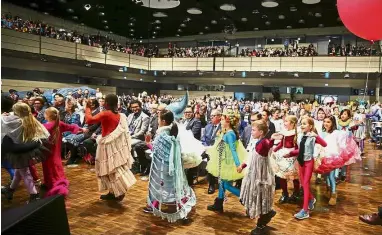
top-left (326, 170), bottom-right (336, 193)
top-left (218, 180), bottom-right (240, 199)
top-left (2, 161), bottom-right (15, 180)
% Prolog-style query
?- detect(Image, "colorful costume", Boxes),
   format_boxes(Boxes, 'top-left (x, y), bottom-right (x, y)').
top-left (353, 112), bottom-right (366, 153)
top-left (315, 130), bottom-right (361, 174)
top-left (85, 110), bottom-right (136, 197)
top-left (43, 121), bottom-right (79, 197)
top-left (147, 125), bottom-right (196, 222)
top-left (269, 130), bottom-right (299, 180)
top-left (240, 138), bottom-right (275, 219)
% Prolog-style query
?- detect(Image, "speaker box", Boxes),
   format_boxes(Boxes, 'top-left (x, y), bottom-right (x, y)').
top-left (1, 195), bottom-right (70, 235)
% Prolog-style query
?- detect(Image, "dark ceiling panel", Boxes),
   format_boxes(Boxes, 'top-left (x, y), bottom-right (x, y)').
top-left (5, 0), bottom-right (342, 39)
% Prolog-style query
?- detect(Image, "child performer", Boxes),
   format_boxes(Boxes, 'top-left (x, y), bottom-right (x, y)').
top-left (42, 107), bottom-right (81, 197)
top-left (206, 110), bottom-right (247, 212)
top-left (269, 115), bottom-right (300, 204)
top-left (85, 94), bottom-right (136, 201)
top-left (1, 103), bottom-right (50, 203)
top-left (145, 110), bottom-right (196, 222)
top-left (240, 120), bottom-right (277, 235)
top-left (353, 105), bottom-right (366, 154)
top-left (289, 117), bottom-right (327, 220)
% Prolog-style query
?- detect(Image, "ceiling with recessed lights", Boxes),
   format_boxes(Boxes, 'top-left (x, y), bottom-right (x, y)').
top-left (6, 0), bottom-right (342, 39)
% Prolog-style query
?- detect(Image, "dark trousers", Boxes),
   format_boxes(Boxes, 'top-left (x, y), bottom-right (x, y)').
top-left (186, 167), bottom-right (198, 186)
top-left (83, 138), bottom-right (97, 157)
top-left (132, 140), bottom-right (150, 173)
top-left (66, 143), bottom-right (78, 163)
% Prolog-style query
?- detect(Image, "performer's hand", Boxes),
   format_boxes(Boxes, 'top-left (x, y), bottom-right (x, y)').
top-left (310, 132), bottom-right (317, 137)
top-left (271, 133), bottom-right (283, 140)
top-left (237, 166), bottom-right (243, 173)
top-left (91, 133), bottom-right (97, 139)
top-left (82, 128), bottom-right (89, 134)
top-left (283, 153), bottom-right (290, 158)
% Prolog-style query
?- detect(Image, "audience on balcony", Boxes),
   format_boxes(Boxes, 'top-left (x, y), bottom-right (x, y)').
top-left (240, 44), bottom-right (318, 57)
top-left (328, 43), bottom-right (380, 56)
top-left (166, 45), bottom-right (225, 58)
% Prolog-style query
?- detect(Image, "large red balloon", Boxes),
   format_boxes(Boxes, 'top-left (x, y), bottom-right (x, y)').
top-left (337, 0), bottom-right (382, 41)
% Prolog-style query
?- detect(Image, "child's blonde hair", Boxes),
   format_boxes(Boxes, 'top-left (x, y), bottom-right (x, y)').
top-left (45, 107), bottom-right (61, 143)
top-left (12, 103), bottom-right (47, 142)
top-left (301, 116), bottom-right (318, 134)
top-left (285, 115), bottom-right (298, 144)
top-left (252, 120), bottom-right (269, 136)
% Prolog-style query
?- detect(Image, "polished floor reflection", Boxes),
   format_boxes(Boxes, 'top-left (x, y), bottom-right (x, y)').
top-left (2, 143), bottom-right (382, 235)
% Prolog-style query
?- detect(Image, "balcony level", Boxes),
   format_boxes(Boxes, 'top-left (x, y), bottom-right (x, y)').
top-left (2, 29), bottom-right (381, 74)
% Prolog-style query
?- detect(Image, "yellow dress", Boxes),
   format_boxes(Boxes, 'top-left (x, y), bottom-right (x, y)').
top-left (206, 131), bottom-right (247, 181)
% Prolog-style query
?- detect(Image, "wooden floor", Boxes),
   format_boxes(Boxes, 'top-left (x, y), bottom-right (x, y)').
top-left (2, 143), bottom-right (382, 235)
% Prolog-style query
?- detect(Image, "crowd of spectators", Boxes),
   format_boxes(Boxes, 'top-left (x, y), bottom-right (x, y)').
top-left (166, 45), bottom-right (225, 58)
top-left (1, 13), bottom-right (153, 57)
top-left (239, 44), bottom-right (318, 57)
top-left (328, 44), bottom-right (381, 56)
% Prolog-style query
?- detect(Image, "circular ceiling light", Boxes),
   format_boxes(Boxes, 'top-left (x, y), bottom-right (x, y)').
top-left (155, 20), bottom-right (161, 24)
top-left (177, 29), bottom-right (182, 32)
top-left (155, 26), bottom-right (161, 29)
top-left (130, 33), bottom-right (134, 36)
top-left (261, 0), bottom-right (279, 8)
top-left (129, 22), bottom-right (134, 26)
top-left (130, 17), bottom-right (136, 21)
top-left (262, 15), bottom-right (268, 19)
top-left (102, 20), bottom-right (108, 24)
top-left (43, 12), bottom-right (49, 15)
top-left (254, 27), bottom-right (259, 31)
top-left (80, 23), bottom-right (85, 26)
top-left (220, 4), bottom-right (236, 11)
top-left (30, 3), bottom-right (39, 8)
top-left (152, 36), bottom-right (156, 39)
top-left (299, 19), bottom-right (305, 23)
top-left (58, 0), bottom-right (66, 3)
top-left (153, 12), bottom-right (168, 17)
top-left (205, 26), bottom-right (210, 30)
top-left (98, 12), bottom-right (105, 16)
top-left (241, 18), bottom-right (248, 22)
top-left (302, 0), bottom-right (321, 4)
top-left (265, 21), bottom-right (271, 25)
top-left (109, 31), bottom-right (113, 34)
top-left (180, 23), bottom-right (186, 27)
top-left (315, 12), bottom-right (322, 17)
top-left (252, 9), bottom-right (260, 14)
top-left (140, 0), bottom-right (180, 9)
top-left (278, 15), bottom-right (285, 20)
top-left (130, 28), bottom-right (135, 32)
top-left (290, 6), bottom-right (297, 11)
top-left (72, 16), bottom-right (78, 20)
top-left (184, 17), bottom-right (191, 22)
top-left (153, 31), bottom-right (157, 34)
top-left (176, 34), bottom-right (180, 37)
top-left (104, 26), bottom-right (109, 29)
top-left (318, 23), bottom-right (324, 27)
top-left (187, 8), bottom-right (202, 15)
top-left (199, 32), bottom-right (204, 35)
top-left (211, 20), bottom-right (217, 24)
top-left (67, 8), bottom-right (74, 13)
top-left (287, 25), bottom-right (292, 29)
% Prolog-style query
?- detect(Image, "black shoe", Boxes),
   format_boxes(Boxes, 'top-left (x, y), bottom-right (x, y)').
top-left (207, 198), bottom-right (224, 213)
top-left (288, 193), bottom-right (299, 203)
top-left (116, 194), bottom-right (125, 202)
top-left (278, 195), bottom-right (289, 204)
top-left (208, 184), bottom-right (215, 194)
top-left (251, 225), bottom-right (266, 235)
top-left (65, 158), bottom-right (77, 166)
top-left (2, 186), bottom-right (15, 201)
top-left (28, 193), bottom-right (40, 203)
top-left (143, 206), bottom-right (153, 213)
top-left (100, 192), bottom-right (116, 200)
top-left (261, 210), bottom-right (276, 226)
top-left (340, 175), bottom-right (346, 182)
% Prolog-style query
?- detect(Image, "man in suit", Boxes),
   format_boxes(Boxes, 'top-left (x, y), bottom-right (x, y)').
top-left (127, 100), bottom-right (150, 174)
top-left (261, 110), bottom-right (276, 140)
top-left (201, 109), bottom-right (222, 194)
top-left (182, 106), bottom-right (202, 186)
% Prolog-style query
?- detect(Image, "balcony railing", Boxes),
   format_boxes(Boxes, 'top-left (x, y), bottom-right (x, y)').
top-left (2, 29), bottom-right (382, 73)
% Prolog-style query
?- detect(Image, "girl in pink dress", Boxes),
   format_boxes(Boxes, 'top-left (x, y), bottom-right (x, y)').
top-left (43, 107), bottom-right (80, 197)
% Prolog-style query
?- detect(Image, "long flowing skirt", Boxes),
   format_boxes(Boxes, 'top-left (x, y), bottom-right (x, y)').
top-left (95, 115), bottom-right (136, 197)
top-left (269, 147), bottom-right (299, 180)
top-left (240, 151), bottom-right (275, 219)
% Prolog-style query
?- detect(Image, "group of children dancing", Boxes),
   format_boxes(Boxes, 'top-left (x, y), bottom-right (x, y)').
top-left (1, 92), bottom-right (364, 235)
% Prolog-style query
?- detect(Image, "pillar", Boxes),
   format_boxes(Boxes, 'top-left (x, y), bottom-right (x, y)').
top-left (376, 74), bottom-right (381, 102)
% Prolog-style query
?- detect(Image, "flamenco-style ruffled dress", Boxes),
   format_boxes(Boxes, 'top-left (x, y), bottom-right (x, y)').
top-left (85, 109), bottom-right (136, 197)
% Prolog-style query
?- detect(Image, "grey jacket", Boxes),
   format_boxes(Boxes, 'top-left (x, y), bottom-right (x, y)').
top-left (127, 112), bottom-right (150, 140)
